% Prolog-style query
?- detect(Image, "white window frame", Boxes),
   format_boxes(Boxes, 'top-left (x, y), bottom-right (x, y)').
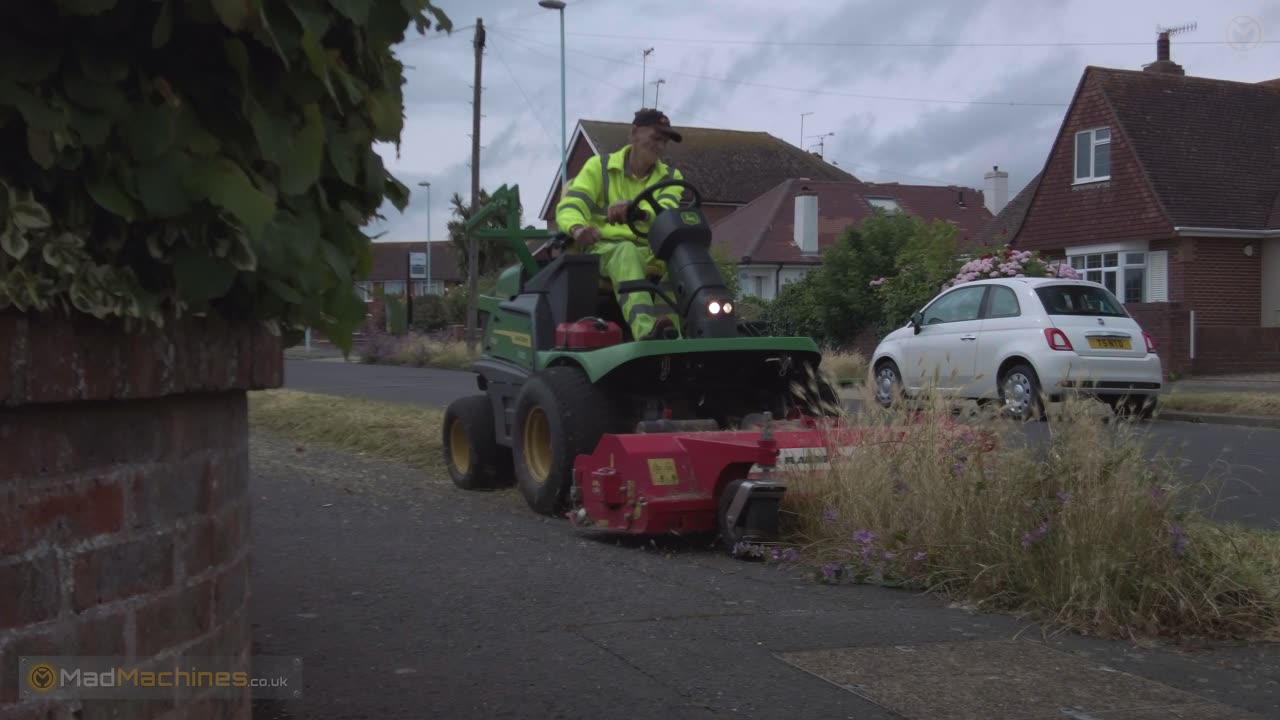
top-left (1073, 127), bottom-right (1111, 184)
top-left (1067, 242), bottom-right (1148, 304)
top-left (354, 281), bottom-right (372, 301)
top-left (865, 197), bottom-right (902, 213)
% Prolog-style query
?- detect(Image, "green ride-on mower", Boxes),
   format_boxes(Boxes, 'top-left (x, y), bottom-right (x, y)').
top-left (442, 179), bottom-right (846, 554)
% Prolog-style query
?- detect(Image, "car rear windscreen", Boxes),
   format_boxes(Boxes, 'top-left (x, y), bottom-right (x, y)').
top-left (1034, 284), bottom-right (1128, 317)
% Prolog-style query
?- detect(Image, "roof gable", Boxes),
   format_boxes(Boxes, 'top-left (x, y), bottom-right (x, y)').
top-left (578, 120), bottom-right (859, 205)
top-left (1096, 67), bottom-right (1280, 230)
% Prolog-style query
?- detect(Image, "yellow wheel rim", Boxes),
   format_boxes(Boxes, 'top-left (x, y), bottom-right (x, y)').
top-left (449, 419), bottom-right (471, 475)
top-left (523, 406), bottom-right (552, 483)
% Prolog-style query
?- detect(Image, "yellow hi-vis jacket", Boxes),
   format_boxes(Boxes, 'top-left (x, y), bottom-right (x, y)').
top-left (555, 145), bottom-right (685, 247)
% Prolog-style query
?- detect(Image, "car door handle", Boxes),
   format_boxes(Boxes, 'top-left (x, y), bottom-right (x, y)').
top-left (961, 334), bottom-right (977, 341)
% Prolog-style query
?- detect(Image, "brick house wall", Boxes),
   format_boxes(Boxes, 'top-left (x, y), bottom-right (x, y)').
top-left (1182, 238), bottom-right (1262, 326)
top-left (0, 310), bottom-right (280, 720)
top-left (1015, 73), bottom-right (1174, 254)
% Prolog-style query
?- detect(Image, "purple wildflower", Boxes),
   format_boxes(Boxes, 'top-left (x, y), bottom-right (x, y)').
top-left (951, 462), bottom-right (966, 477)
top-left (1021, 522), bottom-right (1050, 548)
top-left (854, 529), bottom-right (875, 546)
top-left (882, 551), bottom-right (897, 561)
top-left (781, 548), bottom-right (799, 563)
top-left (821, 562), bottom-right (840, 581)
top-left (1056, 490), bottom-right (1070, 506)
top-left (1168, 524), bottom-right (1189, 557)
top-left (823, 508), bottom-right (838, 523)
top-left (913, 551), bottom-right (928, 562)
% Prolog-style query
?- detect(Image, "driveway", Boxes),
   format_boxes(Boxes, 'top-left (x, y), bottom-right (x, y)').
top-left (281, 359), bottom-right (1280, 531)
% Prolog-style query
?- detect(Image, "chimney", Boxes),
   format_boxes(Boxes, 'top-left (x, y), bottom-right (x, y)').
top-left (1143, 30), bottom-right (1186, 75)
top-left (984, 165), bottom-right (1009, 215)
top-left (794, 190), bottom-right (818, 255)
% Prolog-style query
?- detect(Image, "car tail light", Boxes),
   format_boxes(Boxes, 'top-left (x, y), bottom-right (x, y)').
top-left (1044, 328), bottom-right (1073, 351)
top-left (1143, 332), bottom-right (1156, 353)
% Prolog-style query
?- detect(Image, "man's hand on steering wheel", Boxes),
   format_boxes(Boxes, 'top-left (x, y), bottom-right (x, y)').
top-left (606, 200), bottom-right (631, 224)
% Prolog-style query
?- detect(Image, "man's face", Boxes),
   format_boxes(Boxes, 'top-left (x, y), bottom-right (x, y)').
top-left (632, 126), bottom-right (671, 156)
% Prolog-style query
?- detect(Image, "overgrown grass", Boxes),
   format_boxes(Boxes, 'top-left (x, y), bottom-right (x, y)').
top-left (361, 333), bottom-right (477, 370)
top-left (1162, 392), bottom-right (1280, 418)
top-left (248, 389), bottom-right (444, 471)
top-left (820, 350), bottom-right (868, 386)
top-left (777, 384), bottom-right (1280, 640)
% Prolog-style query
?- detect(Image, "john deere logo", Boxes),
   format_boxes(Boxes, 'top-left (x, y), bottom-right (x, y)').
top-left (27, 663), bottom-right (56, 693)
top-left (680, 211), bottom-right (700, 225)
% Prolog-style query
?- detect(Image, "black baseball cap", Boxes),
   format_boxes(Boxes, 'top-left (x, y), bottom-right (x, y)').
top-left (633, 108), bottom-right (682, 142)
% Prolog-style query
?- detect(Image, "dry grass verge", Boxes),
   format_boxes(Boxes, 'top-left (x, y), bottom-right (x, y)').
top-left (821, 350), bottom-right (868, 386)
top-left (776, 384), bottom-right (1280, 641)
top-left (1162, 392), bottom-right (1280, 418)
top-left (362, 334), bottom-right (477, 370)
top-left (248, 389), bottom-right (444, 471)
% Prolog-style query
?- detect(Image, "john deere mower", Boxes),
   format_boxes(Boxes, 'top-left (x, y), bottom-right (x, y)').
top-left (442, 179), bottom-right (851, 553)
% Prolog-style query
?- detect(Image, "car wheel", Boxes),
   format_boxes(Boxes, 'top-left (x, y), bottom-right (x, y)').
top-left (999, 363), bottom-right (1043, 421)
top-left (874, 361), bottom-right (901, 408)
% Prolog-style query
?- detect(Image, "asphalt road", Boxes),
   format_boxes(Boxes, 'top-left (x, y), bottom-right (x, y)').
top-left (247, 434), bottom-right (1280, 720)
top-left (281, 359), bottom-right (1280, 531)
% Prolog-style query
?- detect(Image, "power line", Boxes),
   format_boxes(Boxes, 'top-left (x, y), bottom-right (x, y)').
top-left (489, 39), bottom-right (561, 154)
top-left (491, 27), bottom-right (1280, 48)
top-left (490, 30), bottom-right (1069, 108)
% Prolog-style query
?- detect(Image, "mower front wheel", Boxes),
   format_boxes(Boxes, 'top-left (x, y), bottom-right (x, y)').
top-left (443, 394), bottom-right (513, 491)
top-left (513, 366), bottom-right (620, 516)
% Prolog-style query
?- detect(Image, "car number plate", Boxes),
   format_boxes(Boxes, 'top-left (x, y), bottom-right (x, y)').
top-left (1088, 337), bottom-right (1131, 350)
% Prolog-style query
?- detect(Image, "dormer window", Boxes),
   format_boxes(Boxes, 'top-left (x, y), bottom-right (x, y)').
top-left (1074, 127), bottom-right (1111, 183)
top-left (866, 197), bottom-right (901, 213)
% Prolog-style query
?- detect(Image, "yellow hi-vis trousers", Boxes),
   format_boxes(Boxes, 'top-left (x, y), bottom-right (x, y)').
top-left (589, 240), bottom-right (680, 339)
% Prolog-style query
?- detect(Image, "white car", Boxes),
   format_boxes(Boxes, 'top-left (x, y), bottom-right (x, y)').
top-left (870, 277), bottom-right (1162, 419)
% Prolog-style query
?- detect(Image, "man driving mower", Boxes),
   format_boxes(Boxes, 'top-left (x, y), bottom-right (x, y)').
top-left (555, 108), bottom-right (687, 340)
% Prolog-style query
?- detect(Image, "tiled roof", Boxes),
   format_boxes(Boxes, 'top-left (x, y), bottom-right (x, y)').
top-left (973, 172), bottom-right (1042, 246)
top-left (712, 179), bottom-right (994, 265)
top-left (1094, 68), bottom-right (1280, 230)
top-left (579, 121), bottom-right (859, 205)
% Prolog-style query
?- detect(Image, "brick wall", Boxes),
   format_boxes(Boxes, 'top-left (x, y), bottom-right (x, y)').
top-left (1015, 71), bottom-right (1174, 254)
top-left (0, 309), bottom-right (281, 720)
top-left (1125, 302), bottom-right (1191, 377)
top-left (1183, 238), bottom-right (1263, 326)
top-left (1192, 326), bottom-right (1280, 375)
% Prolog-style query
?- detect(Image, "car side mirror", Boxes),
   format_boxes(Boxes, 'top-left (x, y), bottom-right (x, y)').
top-left (911, 312), bottom-right (924, 334)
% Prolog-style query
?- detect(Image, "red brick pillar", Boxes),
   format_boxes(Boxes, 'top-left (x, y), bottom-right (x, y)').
top-left (0, 309), bottom-right (282, 719)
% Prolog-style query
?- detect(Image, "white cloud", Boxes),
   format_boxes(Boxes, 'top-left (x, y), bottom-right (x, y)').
top-left (365, 0), bottom-right (1280, 243)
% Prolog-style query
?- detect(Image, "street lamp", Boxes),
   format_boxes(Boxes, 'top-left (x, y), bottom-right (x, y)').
top-left (651, 78), bottom-right (665, 108)
top-left (418, 181), bottom-right (432, 294)
top-left (539, 0), bottom-right (567, 195)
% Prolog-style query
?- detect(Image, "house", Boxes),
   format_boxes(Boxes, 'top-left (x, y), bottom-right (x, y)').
top-left (976, 31), bottom-right (1280, 376)
top-left (357, 241), bottom-right (461, 300)
top-left (712, 179), bottom-right (996, 300)
top-left (538, 120), bottom-right (858, 228)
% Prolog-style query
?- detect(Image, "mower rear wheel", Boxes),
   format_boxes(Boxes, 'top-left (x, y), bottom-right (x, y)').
top-left (513, 365), bottom-right (621, 516)
top-left (443, 394), bottom-right (513, 491)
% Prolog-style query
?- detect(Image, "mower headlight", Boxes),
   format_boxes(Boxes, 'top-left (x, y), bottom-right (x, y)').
top-left (708, 301), bottom-right (721, 315)
top-left (723, 302), bottom-right (733, 314)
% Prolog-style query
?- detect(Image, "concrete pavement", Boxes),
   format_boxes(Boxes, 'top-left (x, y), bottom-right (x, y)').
top-left (246, 434), bottom-right (1280, 719)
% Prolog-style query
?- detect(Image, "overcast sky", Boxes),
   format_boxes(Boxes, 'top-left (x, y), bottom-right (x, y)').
top-left (363, 0), bottom-right (1280, 243)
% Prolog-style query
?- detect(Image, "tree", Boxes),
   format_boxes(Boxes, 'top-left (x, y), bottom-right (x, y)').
top-left (869, 216), bottom-right (962, 332)
top-left (0, 1), bottom-right (451, 352)
top-left (446, 189), bottom-right (517, 278)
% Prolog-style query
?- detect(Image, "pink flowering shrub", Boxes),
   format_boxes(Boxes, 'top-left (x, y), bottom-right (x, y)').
top-left (943, 244), bottom-right (1078, 290)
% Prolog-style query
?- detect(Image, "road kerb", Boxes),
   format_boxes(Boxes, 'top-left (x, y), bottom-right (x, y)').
top-left (1156, 411), bottom-right (1280, 430)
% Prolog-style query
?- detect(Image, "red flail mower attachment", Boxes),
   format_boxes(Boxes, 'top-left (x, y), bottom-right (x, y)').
top-left (567, 414), bottom-right (933, 551)
top-left (568, 412), bottom-right (994, 552)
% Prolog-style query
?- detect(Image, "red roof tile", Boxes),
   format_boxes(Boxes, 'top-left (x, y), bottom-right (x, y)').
top-left (712, 179), bottom-right (994, 265)
top-left (974, 172), bottom-right (1042, 246)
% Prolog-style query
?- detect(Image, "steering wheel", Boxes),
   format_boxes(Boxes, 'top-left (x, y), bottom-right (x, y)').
top-left (626, 179), bottom-right (703, 238)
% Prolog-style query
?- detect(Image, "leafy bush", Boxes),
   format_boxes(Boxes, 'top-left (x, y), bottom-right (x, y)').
top-left (0, 0), bottom-right (450, 351)
top-left (410, 293), bottom-right (448, 332)
top-left (868, 217), bottom-right (961, 331)
top-left (774, 387), bottom-right (1280, 640)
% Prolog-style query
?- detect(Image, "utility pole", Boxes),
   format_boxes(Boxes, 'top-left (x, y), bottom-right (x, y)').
top-left (467, 18), bottom-right (484, 353)
top-left (799, 112), bottom-right (813, 148)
